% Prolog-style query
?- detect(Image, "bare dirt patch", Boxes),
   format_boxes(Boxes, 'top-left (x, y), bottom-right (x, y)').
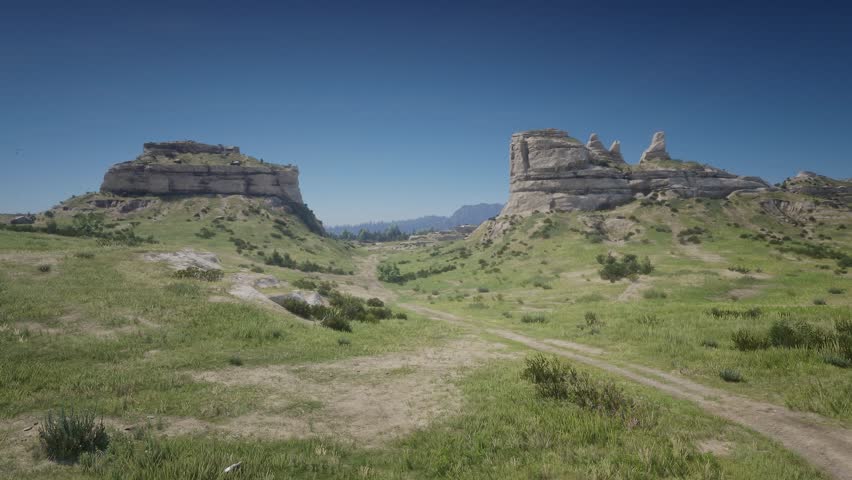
top-left (697, 438), bottom-right (733, 457)
top-left (192, 338), bottom-right (515, 446)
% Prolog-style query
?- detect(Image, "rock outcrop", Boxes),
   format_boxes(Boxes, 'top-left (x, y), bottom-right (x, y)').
top-left (780, 171), bottom-right (852, 203)
top-left (101, 141), bottom-right (303, 204)
top-left (639, 131), bottom-right (670, 163)
top-left (502, 129), bottom-right (771, 215)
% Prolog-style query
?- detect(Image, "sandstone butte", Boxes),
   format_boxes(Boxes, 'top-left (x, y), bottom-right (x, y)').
top-left (100, 140), bottom-right (303, 204)
top-left (502, 129), bottom-right (774, 215)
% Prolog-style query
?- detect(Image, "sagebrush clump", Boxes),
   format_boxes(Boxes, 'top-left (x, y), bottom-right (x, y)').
top-left (39, 408), bottom-right (109, 463)
top-left (522, 354), bottom-right (637, 420)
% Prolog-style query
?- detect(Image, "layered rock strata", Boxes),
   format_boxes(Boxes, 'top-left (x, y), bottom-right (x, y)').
top-left (101, 141), bottom-right (303, 204)
top-left (502, 129), bottom-right (770, 215)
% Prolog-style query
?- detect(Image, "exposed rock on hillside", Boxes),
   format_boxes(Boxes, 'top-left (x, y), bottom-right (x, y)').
top-left (639, 131), bottom-right (671, 163)
top-left (502, 129), bottom-right (771, 215)
top-left (101, 141), bottom-right (303, 204)
top-left (780, 171), bottom-right (852, 203)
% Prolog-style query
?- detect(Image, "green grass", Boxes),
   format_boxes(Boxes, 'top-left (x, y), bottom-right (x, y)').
top-left (0, 234), bottom-right (456, 422)
top-left (5, 360), bottom-right (828, 479)
top-left (377, 196), bottom-right (852, 420)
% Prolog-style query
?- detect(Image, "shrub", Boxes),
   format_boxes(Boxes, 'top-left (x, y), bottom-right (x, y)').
top-left (828, 287), bottom-right (845, 294)
top-left (642, 289), bottom-right (667, 300)
top-left (700, 339), bottom-right (719, 349)
top-left (813, 298), bottom-right (826, 305)
top-left (584, 312), bottom-right (601, 327)
top-left (596, 253), bottom-right (653, 282)
top-left (172, 267), bottom-right (223, 282)
top-left (708, 307), bottom-right (761, 319)
top-left (276, 297), bottom-right (314, 319)
top-left (823, 354), bottom-right (851, 368)
top-left (249, 265), bottom-right (264, 273)
top-left (477, 286), bottom-right (490, 293)
top-left (320, 308), bottom-right (352, 332)
top-left (521, 314), bottom-right (547, 324)
top-left (74, 252), bottom-right (95, 259)
top-left (39, 408), bottom-right (109, 463)
top-left (195, 227), bottom-right (216, 239)
top-left (292, 277), bottom-right (319, 290)
top-left (337, 337), bottom-right (351, 346)
top-left (719, 369), bottom-right (743, 383)
top-left (228, 355), bottom-right (243, 366)
top-left (731, 329), bottom-right (770, 351)
top-left (38, 264), bottom-right (51, 273)
top-left (522, 354), bottom-right (636, 417)
top-left (393, 312), bottom-right (408, 320)
top-left (366, 297), bottom-right (385, 307)
top-left (728, 265), bottom-right (751, 274)
top-left (768, 320), bottom-right (831, 349)
top-left (635, 314), bottom-right (660, 326)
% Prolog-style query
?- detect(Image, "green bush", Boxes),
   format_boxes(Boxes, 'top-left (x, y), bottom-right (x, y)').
top-left (276, 297), bottom-right (313, 319)
top-left (393, 312), bottom-right (408, 320)
top-left (366, 297), bottom-right (385, 307)
top-left (635, 314), bottom-right (660, 326)
top-left (642, 289), bottom-right (667, 300)
top-left (823, 354), bottom-right (851, 368)
top-left (521, 314), bottom-right (547, 324)
top-left (228, 355), bottom-right (243, 366)
top-left (719, 369), bottom-right (743, 383)
top-left (39, 408), bottom-right (109, 463)
top-left (731, 329), bottom-right (770, 351)
top-left (708, 307), bottom-right (761, 319)
top-left (813, 298), bottom-right (826, 305)
top-left (828, 287), bottom-right (845, 294)
top-left (74, 252), bottom-right (95, 259)
top-left (522, 355), bottom-right (636, 417)
top-left (320, 308), bottom-right (352, 332)
top-left (172, 267), bottom-right (223, 282)
top-left (768, 320), bottom-right (831, 349)
top-left (596, 253), bottom-right (653, 282)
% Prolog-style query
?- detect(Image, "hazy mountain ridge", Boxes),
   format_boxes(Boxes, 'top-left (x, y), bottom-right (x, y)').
top-left (326, 203), bottom-right (504, 235)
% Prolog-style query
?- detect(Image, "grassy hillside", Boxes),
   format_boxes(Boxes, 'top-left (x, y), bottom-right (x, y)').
top-left (0, 189), bottom-right (848, 479)
top-left (377, 193), bottom-right (852, 420)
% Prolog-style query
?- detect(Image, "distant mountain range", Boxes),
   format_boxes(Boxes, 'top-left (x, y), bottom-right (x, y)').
top-left (326, 203), bottom-right (504, 235)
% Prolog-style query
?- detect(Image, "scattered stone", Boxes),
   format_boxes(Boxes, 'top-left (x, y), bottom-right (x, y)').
top-left (143, 249), bottom-right (221, 271)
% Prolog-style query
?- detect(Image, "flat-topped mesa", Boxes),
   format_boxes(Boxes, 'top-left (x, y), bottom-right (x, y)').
top-left (501, 129), bottom-right (770, 215)
top-left (142, 140), bottom-right (240, 157)
top-left (100, 141), bottom-right (303, 204)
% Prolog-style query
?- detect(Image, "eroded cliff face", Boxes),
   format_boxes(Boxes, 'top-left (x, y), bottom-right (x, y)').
top-left (100, 141), bottom-right (303, 204)
top-left (502, 129), bottom-right (771, 215)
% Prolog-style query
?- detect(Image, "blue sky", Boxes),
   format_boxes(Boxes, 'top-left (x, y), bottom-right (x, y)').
top-left (2, 0), bottom-right (850, 225)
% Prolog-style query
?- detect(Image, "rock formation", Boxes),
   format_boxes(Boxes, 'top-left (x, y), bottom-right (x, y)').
top-left (639, 131), bottom-right (671, 163)
top-left (502, 129), bottom-right (771, 215)
top-left (586, 134), bottom-right (626, 166)
top-left (780, 171), bottom-right (852, 203)
top-left (101, 141), bottom-right (303, 204)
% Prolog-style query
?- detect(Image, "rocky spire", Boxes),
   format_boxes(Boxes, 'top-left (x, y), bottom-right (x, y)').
top-left (608, 140), bottom-right (625, 163)
top-left (639, 131), bottom-right (671, 163)
top-left (586, 133), bottom-right (606, 151)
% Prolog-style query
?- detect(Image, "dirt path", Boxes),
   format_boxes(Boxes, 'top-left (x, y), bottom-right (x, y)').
top-left (365, 256), bottom-right (852, 479)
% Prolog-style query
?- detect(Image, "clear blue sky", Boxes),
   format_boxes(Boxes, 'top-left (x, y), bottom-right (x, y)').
top-left (2, 0), bottom-right (850, 225)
